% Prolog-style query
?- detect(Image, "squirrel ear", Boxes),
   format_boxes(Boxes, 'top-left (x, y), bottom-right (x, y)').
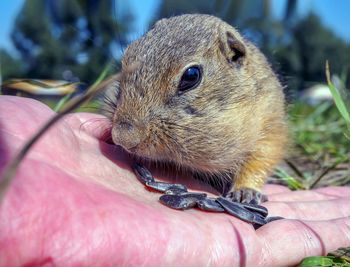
top-left (226, 31), bottom-right (246, 62)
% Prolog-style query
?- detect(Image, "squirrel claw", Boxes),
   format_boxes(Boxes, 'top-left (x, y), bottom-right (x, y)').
top-left (226, 188), bottom-right (268, 204)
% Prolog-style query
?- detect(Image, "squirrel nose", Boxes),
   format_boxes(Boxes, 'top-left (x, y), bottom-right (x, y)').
top-left (112, 121), bottom-right (143, 152)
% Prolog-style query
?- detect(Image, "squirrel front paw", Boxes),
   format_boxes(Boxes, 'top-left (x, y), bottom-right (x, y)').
top-left (225, 188), bottom-right (268, 205)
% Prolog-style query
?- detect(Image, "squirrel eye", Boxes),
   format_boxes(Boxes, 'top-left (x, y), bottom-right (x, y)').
top-left (178, 65), bottom-right (202, 95)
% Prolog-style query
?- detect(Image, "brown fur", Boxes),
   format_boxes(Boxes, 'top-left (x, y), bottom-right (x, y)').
top-left (102, 14), bottom-right (288, 196)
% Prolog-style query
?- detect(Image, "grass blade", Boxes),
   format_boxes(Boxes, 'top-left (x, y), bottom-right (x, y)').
top-left (326, 61), bottom-right (350, 124)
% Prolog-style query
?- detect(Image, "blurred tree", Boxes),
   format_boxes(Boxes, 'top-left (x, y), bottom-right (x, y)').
top-left (10, 0), bottom-right (132, 84)
top-left (10, 0), bottom-right (347, 94)
top-left (155, 0), bottom-right (213, 18)
top-left (0, 49), bottom-right (24, 82)
top-left (155, 0), bottom-right (350, 94)
top-left (155, 0), bottom-right (284, 54)
top-left (154, 0), bottom-right (287, 83)
top-left (275, 13), bottom-right (350, 91)
top-left (155, 0), bottom-right (249, 26)
top-left (284, 0), bottom-right (298, 25)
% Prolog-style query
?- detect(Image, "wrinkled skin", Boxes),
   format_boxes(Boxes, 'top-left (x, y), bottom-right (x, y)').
top-left (0, 96), bottom-right (350, 267)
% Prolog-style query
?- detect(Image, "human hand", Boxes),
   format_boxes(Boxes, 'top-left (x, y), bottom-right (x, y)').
top-left (0, 96), bottom-right (349, 266)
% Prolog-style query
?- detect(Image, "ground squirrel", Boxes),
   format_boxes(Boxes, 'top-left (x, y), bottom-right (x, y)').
top-left (103, 14), bottom-right (288, 204)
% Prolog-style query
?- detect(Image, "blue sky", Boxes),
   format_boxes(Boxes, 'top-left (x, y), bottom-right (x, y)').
top-left (1, 0), bottom-right (350, 54)
top-left (0, 0), bottom-right (25, 52)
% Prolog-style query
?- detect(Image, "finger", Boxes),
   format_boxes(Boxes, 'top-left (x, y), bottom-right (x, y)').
top-left (0, 96), bottom-right (111, 143)
top-left (0, 96), bottom-right (54, 140)
top-left (314, 186), bottom-right (350, 197)
top-left (63, 113), bottom-right (112, 141)
top-left (262, 184), bottom-right (291, 195)
top-left (264, 196), bottom-right (350, 220)
top-left (268, 186), bottom-right (350, 202)
top-left (258, 217), bottom-right (350, 266)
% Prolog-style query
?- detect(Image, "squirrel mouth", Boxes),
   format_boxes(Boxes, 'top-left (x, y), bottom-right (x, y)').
top-left (104, 140), bottom-right (223, 196)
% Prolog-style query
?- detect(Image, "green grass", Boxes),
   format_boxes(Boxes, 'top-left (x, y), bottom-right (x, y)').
top-left (298, 247), bottom-right (350, 266)
top-left (274, 166), bottom-right (306, 190)
top-left (273, 64), bottom-right (350, 190)
top-left (290, 102), bottom-right (350, 159)
top-left (275, 101), bottom-right (350, 189)
top-left (326, 62), bottom-right (350, 128)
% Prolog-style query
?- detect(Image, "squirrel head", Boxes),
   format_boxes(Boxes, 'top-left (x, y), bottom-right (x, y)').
top-left (103, 14), bottom-right (283, 173)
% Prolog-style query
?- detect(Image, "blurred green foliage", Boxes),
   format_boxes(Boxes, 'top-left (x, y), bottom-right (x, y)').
top-left (3, 0), bottom-right (132, 84)
top-left (0, 49), bottom-right (24, 80)
top-left (298, 247), bottom-right (350, 266)
top-left (291, 102), bottom-right (350, 159)
top-left (1, 0), bottom-right (350, 94)
top-left (156, 0), bottom-right (350, 93)
top-left (276, 13), bottom-right (350, 93)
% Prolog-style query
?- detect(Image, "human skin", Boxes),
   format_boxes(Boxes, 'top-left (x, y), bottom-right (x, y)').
top-left (0, 95), bottom-right (349, 267)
